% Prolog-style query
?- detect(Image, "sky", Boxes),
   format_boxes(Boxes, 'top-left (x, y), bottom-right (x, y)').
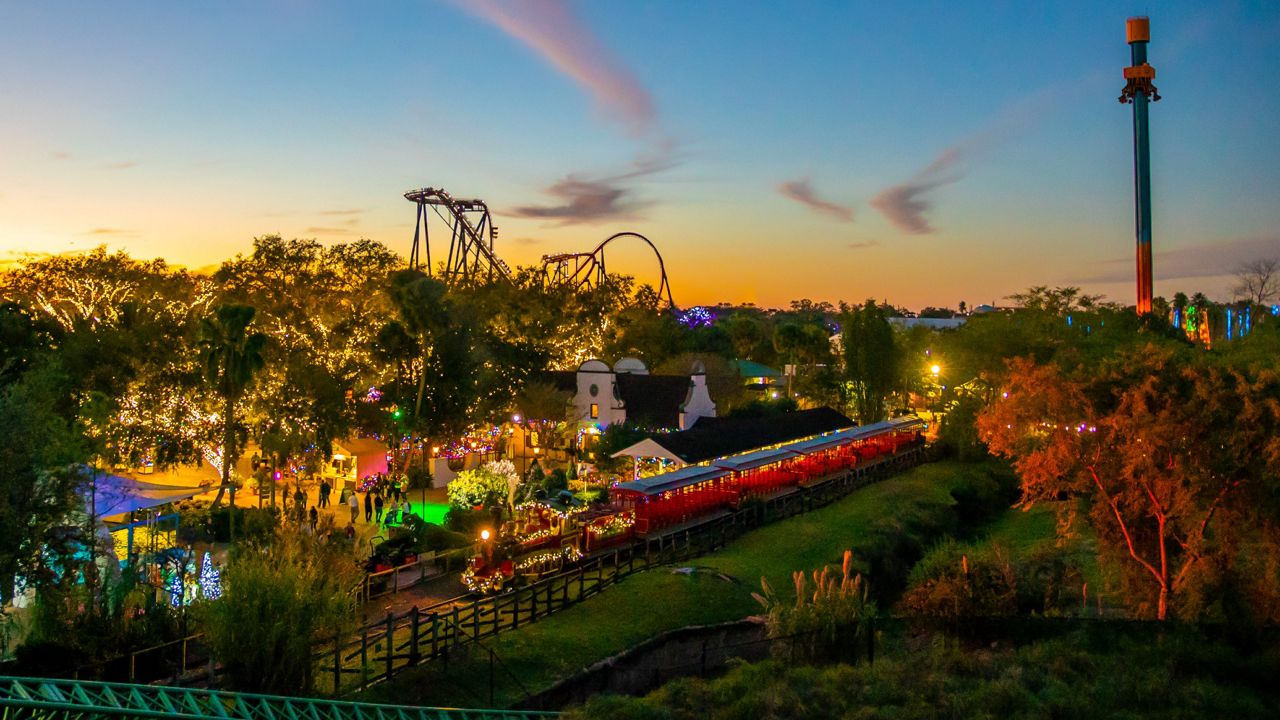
top-left (1, 1), bottom-right (1278, 310)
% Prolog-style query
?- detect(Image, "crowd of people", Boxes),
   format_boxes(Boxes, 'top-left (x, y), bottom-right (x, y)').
top-left (277, 472), bottom-right (417, 540)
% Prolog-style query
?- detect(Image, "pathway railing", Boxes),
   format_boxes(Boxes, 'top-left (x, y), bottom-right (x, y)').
top-left (0, 675), bottom-right (558, 720)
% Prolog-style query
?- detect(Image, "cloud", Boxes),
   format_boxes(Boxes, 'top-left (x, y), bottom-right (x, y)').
top-left (512, 237), bottom-right (545, 246)
top-left (318, 208), bottom-right (365, 216)
top-left (454, 0), bottom-right (655, 135)
top-left (510, 152), bottom-right (678, 225)
top-left (303, 226), bottom-right (355, 235)
top-left (103, 161), bottom-right (137, 170)
top-left (777, 179), bottom-right (854, 222)
top-left (84, 228), bottom-right (136, 236)
top-left (1072, 235), bottom-right (1280, 284)
top-left (847, 240), bottom-right (879, 251)
top-left (870, 84), bottom-right (1064, 235)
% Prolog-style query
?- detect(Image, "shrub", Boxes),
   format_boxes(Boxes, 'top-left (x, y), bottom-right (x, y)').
top-left (195, 528), bottom-right (360, 693)
top-left (752, 550), bottom-right (875, 663)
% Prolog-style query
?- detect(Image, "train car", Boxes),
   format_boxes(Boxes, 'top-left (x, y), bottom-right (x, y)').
top-left (614, 416), bottom-right (925, 536)
top-left (462, 415), bottom-right (924, 593)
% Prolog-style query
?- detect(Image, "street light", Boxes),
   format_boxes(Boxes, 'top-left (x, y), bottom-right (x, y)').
top-left (930, 364), bottom-right (941, 377)
top-left (480, 529), bottom-right (491, 541)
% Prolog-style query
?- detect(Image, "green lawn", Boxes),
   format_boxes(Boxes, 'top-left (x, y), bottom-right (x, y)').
top-left (361, 460), bottom-right (1007, 708)
top-left (977, 500), bottom-right (1122, 609)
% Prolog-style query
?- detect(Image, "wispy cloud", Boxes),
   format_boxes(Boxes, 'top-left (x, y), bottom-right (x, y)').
top-left (511, 152), bottom-right (678, 225)
top-left (303, 226), bottom-right (355, 235)
top-left (847, 240), bottom-right (879, 251)
top-left (103, 161), bottom-right (137, 170)
top-left (777, 178), bottom-right (854, 222)
top-left (1072, 235), bottom-right (1280, 284)
top-left (84, 228), bottom-right (136, 236)
top-left (318, 208), bottom-right (365, 216)
top-left (871, 84), bottom-right (1066, 235)
top-left (454, 0), bottom-right (655, 136)
top-left (512, 237), bottom-right (545, 246)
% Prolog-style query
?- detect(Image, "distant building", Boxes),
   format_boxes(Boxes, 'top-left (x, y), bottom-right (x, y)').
top-left (563, 357), bottom-right (716, 432)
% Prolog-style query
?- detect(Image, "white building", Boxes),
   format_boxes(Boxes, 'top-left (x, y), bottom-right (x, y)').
top-left (568, 357), bottom-right (716, 431)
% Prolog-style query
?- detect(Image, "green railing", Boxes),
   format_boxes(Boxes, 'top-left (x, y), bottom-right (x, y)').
top-left (0, 676), bottom-right (558, 720)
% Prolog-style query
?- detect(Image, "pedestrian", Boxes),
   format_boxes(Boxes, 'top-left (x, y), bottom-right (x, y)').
top-left (348, 489), bottom-right (359, 524)
top-left (308, 506), bottom-right (318, 533)
top-left (364, 492), bottom-right (373, 522)
top-left (374, 492), bottom-right (384, 524)
top-left (319, 479), bottom-right (331, 508)
top-left (400, 498), bottom-right (412, 522)
top-left (293, 485), bottom-right (305, 512)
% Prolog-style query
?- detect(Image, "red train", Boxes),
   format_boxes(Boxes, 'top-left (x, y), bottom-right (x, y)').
top-left (614, 416), bottom-right (925, 533)
top-left (462, 416), bottom-right (925, 593)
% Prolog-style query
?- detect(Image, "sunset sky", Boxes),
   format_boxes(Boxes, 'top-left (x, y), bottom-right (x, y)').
top-left (2, 1), bottom-right (1278, 309)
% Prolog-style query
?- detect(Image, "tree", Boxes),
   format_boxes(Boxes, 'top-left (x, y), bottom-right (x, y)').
top-left (198, 304), bottom-right (267, 507)
top-left (1231, 257), bottom-right (1280, 308)
top-left (839, 300), bottom-right (899, 423)
top-left (977, 348), bottom-right (1280, 620)
top-left (0, 364), bottom-right (85, 604)
top-left (197, 529), bottom-right (359, 693)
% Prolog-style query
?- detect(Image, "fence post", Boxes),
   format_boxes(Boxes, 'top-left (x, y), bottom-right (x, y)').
top-left (410, 607), bottom-right (421, 664)
top-left (577, 564), bottom-right (585, 599)
top-left (333, 633), bottom-right (341, 694)
top-left (430, 613), bottom-right (439, 658)
top-left (530, 583), bottom-right (539, 620)
top-left (512, 592), bottom-right (521, 630)
top-left (384, 612), bottom-right (394, 680)
top-left (129, 651), bottom-right (136, 683)
top-left (473, 599), bottom-right (481, 638)
top-left (360, 625), bottom-right (369, 691)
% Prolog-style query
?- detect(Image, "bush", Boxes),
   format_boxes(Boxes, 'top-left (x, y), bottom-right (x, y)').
top-left (565, 633), bottom-right (1280, 720)
top-left (195, 528), bottom-right (360, 693)
top-left (899, 540), bottom-right (1019, 619)
top-left (752, 550), bottom-right (875, 663)
top-left (444, 506), bottom-right (498, 537)
top-left (544, 468), bottom-right (569, 494)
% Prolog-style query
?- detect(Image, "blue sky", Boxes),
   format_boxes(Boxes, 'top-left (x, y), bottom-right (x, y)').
top-left (1, 1), bottom-right (1277, 308)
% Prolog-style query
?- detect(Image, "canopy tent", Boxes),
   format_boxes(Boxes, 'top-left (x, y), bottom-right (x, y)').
top-left (81, 471), bottom-right (206, 520)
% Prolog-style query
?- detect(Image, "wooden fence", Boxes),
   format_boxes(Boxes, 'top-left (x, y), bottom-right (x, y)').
top-left (313, 445), bottom-right (927, 695)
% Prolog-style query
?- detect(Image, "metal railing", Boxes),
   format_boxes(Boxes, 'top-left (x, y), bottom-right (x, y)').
top-left (0, 675), bottom-right (559, 720)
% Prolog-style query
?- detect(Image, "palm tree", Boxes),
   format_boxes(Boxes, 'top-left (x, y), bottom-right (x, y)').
top-left (199, 304), bottom-right (267, 507)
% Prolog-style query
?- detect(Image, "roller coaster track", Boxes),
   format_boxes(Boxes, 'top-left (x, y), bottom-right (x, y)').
top-left (0, 676), bottom-right (557, 720)
top-left (540, 232), bottom-right (674, 308)
top-left (405, 187), bottom-right (512, 283)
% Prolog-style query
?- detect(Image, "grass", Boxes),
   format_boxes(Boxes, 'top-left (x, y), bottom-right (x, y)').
top-left (977, 500), bottom-right (1121, 607)
top-left (360, 460), bottom-right (1006, 708)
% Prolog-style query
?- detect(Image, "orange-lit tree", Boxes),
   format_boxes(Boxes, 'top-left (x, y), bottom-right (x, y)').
top-left (977, 347), bottom-right (1280, 620)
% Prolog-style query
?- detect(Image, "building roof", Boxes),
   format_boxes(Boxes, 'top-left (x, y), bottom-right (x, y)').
top-left (731, 359), bottom-right (783, 378)
top-left (537, 370), bottom-right (578, 393)
top-left (612, 407), bottom-right (854, 465)
top-left (713, 446), bottom-right (801, 472)
top-left (616, 373), bottom-right (692, 429)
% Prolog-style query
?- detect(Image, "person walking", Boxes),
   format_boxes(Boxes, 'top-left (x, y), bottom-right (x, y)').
top-left (292, 485), bottom-right (306, 524)
top-left (374, 492), bottom-right (384, 524)
top-left (363, 491), bottom-right (373, 523)
top-left (308, 506), bottom-right (319, 533)
top-left (318, 479), bottom-right (331, 508)
top-left (348, 490), bottom-right (359, 524)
